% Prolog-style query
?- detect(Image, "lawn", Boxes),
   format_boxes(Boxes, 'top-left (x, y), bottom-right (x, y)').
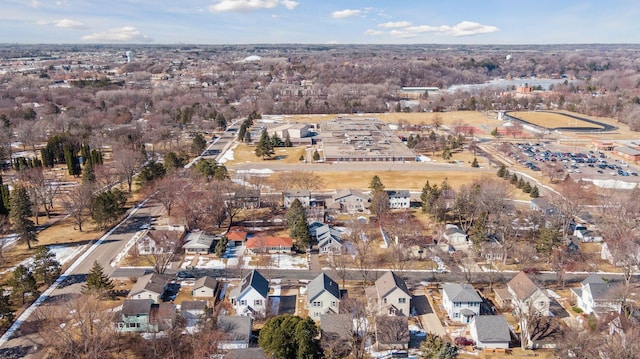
top-left (224, 143), bottom-right (307, 165)
top-left (273, 111), bottom-right (499, 127)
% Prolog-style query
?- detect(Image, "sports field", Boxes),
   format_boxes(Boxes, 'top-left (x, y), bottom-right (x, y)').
top-left (271, 111), bottom-right (498, 127)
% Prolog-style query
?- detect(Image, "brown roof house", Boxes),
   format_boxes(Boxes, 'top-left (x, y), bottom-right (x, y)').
top-left (331, 189), bottom-right (370, 213)
top-left (366, 271), bottom-right (411, 316)
top-left (373, 316), bottom-right (409, 351)
top-left (136, 225), bottom-right (186, 255)
top-left (498, 272), bottom-right (550, 316)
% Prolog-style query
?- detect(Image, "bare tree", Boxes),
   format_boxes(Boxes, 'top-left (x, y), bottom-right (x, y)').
top-left (151, 174), bottom-right (186, 216)
top-left (112, 147), bottom-right (145, 192)
top-left (62, 183), bottom-right (94, 232)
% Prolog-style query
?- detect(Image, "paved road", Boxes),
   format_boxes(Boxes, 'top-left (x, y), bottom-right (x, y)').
top-left (231, 161), bottom-right (497, 174)
top-left (0, 198), bottom-right (165, 358)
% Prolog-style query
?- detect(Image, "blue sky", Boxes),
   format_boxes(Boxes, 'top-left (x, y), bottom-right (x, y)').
top-left (2, 0), bottom-right (639, 44)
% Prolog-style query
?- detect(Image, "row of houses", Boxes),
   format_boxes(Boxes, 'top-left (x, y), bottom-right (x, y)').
top-left (284, 188), bottom-right (412, 213)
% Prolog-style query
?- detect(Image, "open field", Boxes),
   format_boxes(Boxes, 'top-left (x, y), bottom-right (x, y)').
top-left (508, 111), bottom-right (601, 129)
top-left (311, 170), bottom-right (489, 191)
top-left (224, 143), bottom-right (307, 165)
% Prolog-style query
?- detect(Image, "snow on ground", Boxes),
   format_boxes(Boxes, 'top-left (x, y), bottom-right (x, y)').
top-left (0, 234), bottom-right (19, 249)
top-left (197, 256), bottom-right (225, 269)
top-left (180, 256), bottom-right (195, 269)
top-left (218, 143), bottom-right (237, 164)
top-left (0, 244), bottom-right (86, 275)
top-left (235, 168), bottom-right (274, 174)
top-left (270, 254), bottom-right (308, 269)
top-left (299, 286), bottom-right (307, 295)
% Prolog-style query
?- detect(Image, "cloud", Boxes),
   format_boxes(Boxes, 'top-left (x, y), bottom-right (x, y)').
top-left (81, 26), bottom-right (153, 43)
top-left (365, 29), bottom-right (384, 36)
top-left (54, 19), bottom-right (89, 29)
top-left (404, 21), bottom-right (499, 37)
top-left (389, 30), bottom-right (417, 39)
top-left (208, 0), bottom-right (298, 13)
top-left (331, 9), bottom-right (361, 19)
top-left (378, 21), bottom-right (411, 28)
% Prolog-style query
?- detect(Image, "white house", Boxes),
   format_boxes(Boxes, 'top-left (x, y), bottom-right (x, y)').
top-left (129, 274), bottom-right (171, 303)
top-left (443, 224), bottom-right (468, 248)
top-left (506, 272), bottom-right (550, 316)
top-left (307, 273), bottom-right (341, 320)
top-left (229, 270), bottom-right (269, 317)
top-left (365, 271), bottom-right (411, 316)
top-left (309, 221), bottom-right (343, 254)
top-left (183, 230), bottom-right (216, 254)
top-left (192, 276), bottom-right (218, 299)
top-left (441, 283), bottom-right (482, 323)
top-left (470, 315), bottom-right (511, 349)
top-left (283, 189), bottom-right (311, 208)
top-left (574, 229), bottom-right (603, 243)
top-left (571, 274), bottom-right (622, 315)
top-left (386, 190), bottom-right (410, 209)
top-left (136, 225), bottom-right (185, 255)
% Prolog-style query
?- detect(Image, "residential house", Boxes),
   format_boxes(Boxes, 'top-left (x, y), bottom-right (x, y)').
top-left (183, 230), bottom-right (216, 254)
top-left (129, 273), bottom-right (170, 303)
top-left (115, 299), bottom-right (155, 333)
top-left (506, 271), bottom-right (550, 316)
top-left (443, 224), bottom-right (468, 248)
top-left (233, 188), bottom-right (260, 209)
top-left (217, 315), bottom-right (252, 350)
top-left (441, 283), bottom-right (482, 323)
top-left (223, 348), bottom-right (269, 359)
top-left (470, 315), bottom-right (511, 349)
top-left (480, 238), bottom-right (504, 261)
top-left (115, 299), bottom-right (176, 333)
top-left (226, 227), bottom-right (248, 246)
top-left (309, 221), bottom-right (343, 254)
top-left (136, 225), bottom-right (186, 255)
top-left (574, 228), bottom-right (603, 243)
top-left (366, 271), bottom-right (411, 316)
top-left (181, 300), bottom-right (207, 329)
top-left (374, 316), bottom-right (409, 351)
top-left (307, 273), bottom-right (341, 320)
top-left (386, 190), bottom-right (410, 209)
top-left (571, 274), bottom-right (622, 315)
top-left (246, 235), bottom-right (293, 254)
top-left (283, 189), bottom-right (311, 208)
top-left (320, 314), bottom-right (355, 352)
top-left (192, 276), bottom-right (218, 299)
top-left (530, 198), bottom-right (558, 216)
top-left (229, 270), bottom-right (269, 317)
top-left (331, 189), bottom-right (370, 213)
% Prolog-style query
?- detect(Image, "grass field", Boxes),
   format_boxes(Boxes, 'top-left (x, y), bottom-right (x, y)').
top-left (225, 143), bottom-right (307, 165)
top-left (508, 111), bottom-right (602, 129)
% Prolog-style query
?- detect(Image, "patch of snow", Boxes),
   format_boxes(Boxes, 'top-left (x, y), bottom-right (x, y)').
top-left (218, 143), bottom-right (237, 164)
top-left (235, 168), bottom-right (274, 174)
top-left (197, 257), bottom-right (226, 269)
top-left (0, 244), bottom-right (85, 275)
top-left (299, 286), bottom-right (307, 295)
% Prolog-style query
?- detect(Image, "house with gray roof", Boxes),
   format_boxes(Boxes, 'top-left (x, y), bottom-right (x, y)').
top-left (571, 274), bottom-right (622, 315)
top-left (470, 315), bottom-right (511, 349)
top-left (217, 315), bottom-right (252, 350)
top-left (309, 221), bottom-right (344, 254)
top-left (284, 189), bottom-right (311, 208)
top-left (443, 224), bottom-right (468, 249)
top-left (386, 190), bottom-right (410, 209)
top-left (183, 230), bottom-right (217, 254)
top-left (366, 271), bottom-right (411, 316)
top-left (115, 299), bottom-right (176, 333)
top-left (229, 270), bottom-right (269, 317)
top-left (331, 189), bottom-right (370, 213)
top-left (307, 273), bottom-right (341, 320)
top-left (192, 276), bottom-right (218, 300)
top-left (441, 283), bottom-right (482, 323)
top-left (129, 273), bottom-right (171, 303)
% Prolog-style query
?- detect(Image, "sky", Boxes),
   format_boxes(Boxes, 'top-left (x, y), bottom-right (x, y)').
top-left (2, 0), bottom-right (640, 44)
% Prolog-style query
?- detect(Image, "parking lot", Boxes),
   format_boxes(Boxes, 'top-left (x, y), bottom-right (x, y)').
top-left (499, 142), bottom-right (640, 182)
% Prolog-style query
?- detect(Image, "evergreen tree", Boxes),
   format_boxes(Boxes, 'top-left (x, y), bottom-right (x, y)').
top-left (259, 314), bottom-right (320, 359)
top-left (516, 177), bottom-right (525, 188)
top-left (243, 130), bottom-right (252, 143)
top-left (530, 185), bottom-right (540, 198)
top-left (284, 133), bottom-right (292, 147)
top-left (287, 199), bottom-right (311, 250)
top-left (491, 127), bottom-right (499, 137)
top-left (312, 150), bottom-right (320, 161)
top-left (8, 265), bottom-right (38, 304)
top-left (63, 144), bottom-right (81, 177)
top-left (0, 285), bottom-right (14, 325)
top-left (33, 246), bottom-right (61, 285)
top-left (238, 123), bottom-right (248, 142)
top-left (369, 175), bottom-right (385, 193)
top-left (165, 151), bottom-right (188, 171)
top-left (0, 175), bottom-right (9, 216)
top-left (92, 189), bottom-right (128, 230)
top-left (510, 173), bottom-right (518, 185)
top-left (497, 165), bottom-right (506, 178)
top-left (419, 334), bottom-right (458, 359)
top-left (522, 182), bottom-right (532, 193)
top-left (442, 148), bottom-right (452, 160)
top-left (270, 132), bottom-right (283, 147)
top-left (82, 163), bottom-right (96, 184)
top-left (82, 261), bottom-right (114, 298)
top-left (215, 113), bottom-right (227, 129)
top-left (294, 317), bottom-right (320, 359)
top-left (255, 129), bottom-right (274, 159)
top-left (215, 236), bottom-right (228, 257)
top-left (9, 186), bottom-right (37, 249)
top-left (471, 157), bottom-right (479, 168)
top-left (191, 133), bottom-right (207, 155)
top-left (137, 160), bottom-right (166, 186)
